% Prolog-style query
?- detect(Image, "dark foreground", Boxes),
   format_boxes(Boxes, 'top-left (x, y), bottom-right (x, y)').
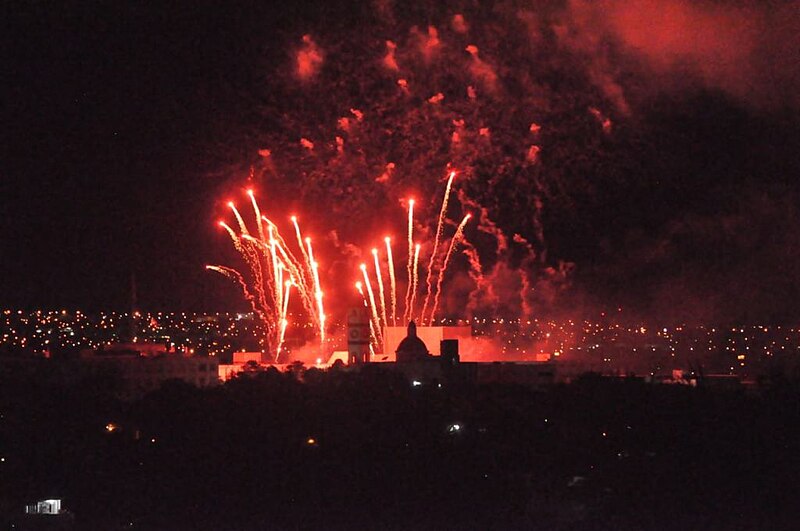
top-left (2, 363), bottom-right (799, 530)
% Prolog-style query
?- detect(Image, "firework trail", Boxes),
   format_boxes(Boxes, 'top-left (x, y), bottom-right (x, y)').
top-left (275, 280), bottom-right (293, 362)
top-left (210, 191), bottom-right (327, 360)
top-left (421, 170), bottom-right (455, 323)
top-left (355, 281), bottom-right (378, 350)
top-left (290, 216), bottom-right (312, 285)
top-left (372, 248), bottom-right (388, 329)
top-left (278, 216), bottom-right (317, 315)
top-left (360, 263), bottom-right (383, 344)
top-left (430, 214), bottom-right (471, 323)
top-left (263, 233), bottom-right (310, 309)
top-left (306, 237), bottom-right (326, 343)
top-left (282, 280), bottom-right (293, 319)
top-left (403, 199), bottom-right (414, 323)
top-left (218, 221), bottom-right (240, 249)
top-left (355, 281), bottom-right (367, 307)
top-left (239, 234), bottom-right (272, 319)
top-left (228, 202), bottom-right (249, 236)
top-left (385, 237), bottom-right (397, 325)
top-left (409, 243), bottom-right (421, 321)
top-left (267, 226), bottom-right (283, 319)
top-left (276, 318), bottom-right (288, 361)
top-left (247, 189), bottom-right (266, 241)
top-left (206, 265), bottom-right (272, 335)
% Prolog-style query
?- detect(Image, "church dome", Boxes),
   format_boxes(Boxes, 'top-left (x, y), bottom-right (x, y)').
top-left (395, 321), bottom-right (430, 362)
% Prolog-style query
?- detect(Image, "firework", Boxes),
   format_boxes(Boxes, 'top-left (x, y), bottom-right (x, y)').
top-left (228, 202), bottom-right (249, 236)
top-left (430, 214), bottom-right (471, 324)
top-left (409, 243), bottom-right (421, 321)
top-left (275, 279), bottom-right (293, 361)
top-left (385, 237), bottom-right (397, 326)
top-left (421, 170), bottom-right (455, 323)
top-left (355, 281), bottom-right (378, 349)
top-left (403, 199), bottom-right (414, 323)
top-left (205, 266), bottom-right (261, 322)
top-left (209, 192), bottom-right (327, 360)
top-left (360, 263), bottom-right (383, 345)
top-left (218, 221), bottom-right (240, 249)
top-left (372, 248), bottom-right (388, 329)
top-left (291, 216), bottom-right (312, 286)
top-left (247, 189), bottom-right (266, 241)
top-left (305, 237), bottom-right (326, 344)
top-left (355, 281), bottom-right (367, 306)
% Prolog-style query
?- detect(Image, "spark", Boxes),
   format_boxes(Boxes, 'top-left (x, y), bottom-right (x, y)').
top-left (372, 248), bottom-right (388, 330)
top-left (430, 214), bottom-right (471, 323)
top-left (421, 170), bottom-right (455, 324)
top-left (385, 237), bottom-right (397, 326)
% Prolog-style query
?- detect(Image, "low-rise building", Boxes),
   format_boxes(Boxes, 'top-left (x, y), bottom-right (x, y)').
top-left (80, 343), bottom-right (218, 398)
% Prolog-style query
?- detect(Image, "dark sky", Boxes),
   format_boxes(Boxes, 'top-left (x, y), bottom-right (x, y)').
top-left (3, 1), bottom-right (288, 311)
top-left (3, 1), bottom-right (800, 322)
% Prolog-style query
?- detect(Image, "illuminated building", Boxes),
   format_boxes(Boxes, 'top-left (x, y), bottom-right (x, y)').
top-left (382, 322), bottom-right (471, 361)
top-left (25, 499), bottom-right (62, 515)
top-left (218, 351), bottom-right (268, 381)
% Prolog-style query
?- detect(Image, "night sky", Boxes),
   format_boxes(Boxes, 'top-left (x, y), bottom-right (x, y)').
top-left (3, 0), bottom-right (800, 322)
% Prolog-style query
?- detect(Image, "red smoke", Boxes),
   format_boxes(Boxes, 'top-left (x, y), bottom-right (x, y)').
top-left (568, 0), bottom-right (800, 108)
top-left (296, 34), bottom-right (323, 80)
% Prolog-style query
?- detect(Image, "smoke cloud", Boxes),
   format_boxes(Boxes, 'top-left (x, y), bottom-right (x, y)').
top-left (566, 0), bottom-right (800, 109)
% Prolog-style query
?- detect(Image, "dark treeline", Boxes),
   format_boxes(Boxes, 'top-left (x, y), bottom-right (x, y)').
top-left (2, 363), bottom-right (800, 530)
